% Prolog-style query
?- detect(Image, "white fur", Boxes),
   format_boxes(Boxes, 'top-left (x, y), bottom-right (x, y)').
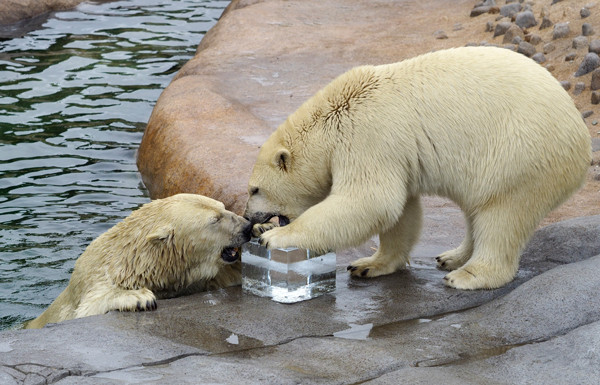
top-left (245, 46), bottom-right (591, 290)
top-left (26, 194), bottom-right (248, 328)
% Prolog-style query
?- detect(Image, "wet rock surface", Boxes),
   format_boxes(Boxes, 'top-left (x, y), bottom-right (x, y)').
top-left (2, 214), bottom-right (600, 384)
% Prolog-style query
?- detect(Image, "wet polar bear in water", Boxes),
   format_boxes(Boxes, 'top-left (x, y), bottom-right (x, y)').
top-left (244, 46), bottom-right (591, 290)
top-left (27, 194), bottom-right (252, 328)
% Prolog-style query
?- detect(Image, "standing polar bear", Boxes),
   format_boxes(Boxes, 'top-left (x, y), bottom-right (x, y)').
top-left (245, 46), bottom-right (591, 290)
top-left (27, 194), bottom-right (252, 329)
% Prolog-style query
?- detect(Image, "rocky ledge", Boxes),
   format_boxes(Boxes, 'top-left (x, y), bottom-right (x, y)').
top-left (2, 214), bottom-right (600, 384)
top-left (137, 0), bottom-right (599, 220)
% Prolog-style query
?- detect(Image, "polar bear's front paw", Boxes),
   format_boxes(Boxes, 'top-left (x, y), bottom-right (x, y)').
top-left (252, 222), bottom-right (278, 238)
top-left (258, 226), bottom-right (292, 249)
top-left (347, 255), bottom-right (406, 278)
top-left (113, 288), bottom-right (158, 313)
top-left (436, 248), bottom-right (471, 271)
top-left (443, 264), bottom-right (513, 290)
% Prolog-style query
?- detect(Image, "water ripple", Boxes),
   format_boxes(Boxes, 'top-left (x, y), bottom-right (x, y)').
top-left (0, 0), bottom-right (227, 330)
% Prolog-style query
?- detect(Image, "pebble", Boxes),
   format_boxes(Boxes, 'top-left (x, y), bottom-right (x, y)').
top-left (560, 80), bottom-right (572, 91)
top-left (582, 110), bottom-right (594, 119)
top-left (574, 82), bottom-right (586, 95)
top-left (592, 91), bottom-right (600, 105)
top-left (517, 41), bottom-right (536, 57)
top-left (592, 69), bottom-right (600, 90)
top-left (581, 7), bottom-right (591, 18)
top-left (566, 52), bottom-right (577, 61)
top-left (532, 52), bottom-right (546, 63)
top-left (573, 36), bottom-right (589, 49)
top-left (528, 34), bottom-right (542, 45)
top-left (553, 22), bottom-right (570, 40)
top-left (551, 0), bottom-right (564, 4)
top-left (434, 30), bottom-right (448, 39)
top-left (453, 23), bottom-right (463, 31)
top-left (590, 40), bottom-right (600, 55)
top-left (582, 23), bottom-right (594, 37)
top-left (494, 21), bottom-right (512, 37)
top-left (500, 3), bottom-right (521, 18)
top-left (486, 21), bottom-right (494, 33)
top-left (515, 11), bottom-right (537, 29)
top-left (540, 17), bottom-right (553, 30)
top-left (543, 42), bottom-right (556, 54)
top-left (575, 52), bottom-right (600, 76)
top-left (471, 6), bottom-right (493, 17)
top-left (503, 24), bottom-right (524, 44)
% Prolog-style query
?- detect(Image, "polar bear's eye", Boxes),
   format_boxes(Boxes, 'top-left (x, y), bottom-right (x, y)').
top-left (209, 215), bottom-right (222, 224)
top-left (249, 187), bottom-right (259, 196)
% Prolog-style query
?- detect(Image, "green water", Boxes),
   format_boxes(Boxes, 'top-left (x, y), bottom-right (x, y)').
top-left (0, 0), bottom-right (228, 330)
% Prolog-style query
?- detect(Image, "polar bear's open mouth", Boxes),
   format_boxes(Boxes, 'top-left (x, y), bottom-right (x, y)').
top-left (221, 247), bottom-right (241, 263)
top-left (267, 215), bottom-right (290, 227)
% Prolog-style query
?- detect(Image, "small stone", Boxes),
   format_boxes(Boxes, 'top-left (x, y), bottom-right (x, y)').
top-left (560, 81), bottom-right (572, 91)
top-left (500, 3), bottom-right (522, 18)
top-left (582, 110), bottom-right (594, 119)
top-left (546, 64), bottom-right (555, 72)
top-left (540, 17), bottom-right (553, 30)
top-left (553, 22), bottom-right (570, 40)
top-left (494, 21), bottom-right (512, 37)
top-left (515, 11), bottom-right (537, 29)
top-left (592, 91), bottom-right (600, 104)
top-left (551, 0), bottom-right (564, 4)
top-left (512, 36), bottom-right (523, 44)
top-left (581, 7), bottom-right (591, 18)
top-left (575, 52), bottom-right (600, 76)
top-left (590, 40), bottom-right (600, 55)
top-left (532, 52), bottom-right (546, 63)
top-left (434, 30), bottom-right (448, 39)
top-left (528, 34), bottom-right (542, 45)
top-left (503, 44), bottom-right (517, 51)
top-left (544, 42), bottom-right (556, 54)
top-left (486, 21), bottom-right (494, 33)
top-left (582, 23), bottom-right (594, 37)
top-left (503, 24), bottom-right (524, 44)
top-left (566, 52), bottom-right (577, 62)
top-left (471, 6), bottom-right (492, 17)
top-left (517, 41), bottom-right (536, 57)
top-left (574, 82), bottom-right (586, 95)
top-left (573, 36), bottom-right (589, 49)
top-left (591, 69), bottom-right (600, 90)
top-left (453, 23), bottom-right (463, 31)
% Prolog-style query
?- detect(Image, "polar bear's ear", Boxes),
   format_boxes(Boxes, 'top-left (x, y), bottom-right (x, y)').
top-left (147, 225), bottom-right (174, 243)
top-left (273, 148), bottom-right (291, 172)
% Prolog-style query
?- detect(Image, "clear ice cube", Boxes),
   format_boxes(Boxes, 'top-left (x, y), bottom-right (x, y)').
top-left (242, 239), bottom-right (336, 303)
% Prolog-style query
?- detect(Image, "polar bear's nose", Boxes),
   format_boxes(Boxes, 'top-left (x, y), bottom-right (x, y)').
top-left (242, 220), bottom-right (253, 240)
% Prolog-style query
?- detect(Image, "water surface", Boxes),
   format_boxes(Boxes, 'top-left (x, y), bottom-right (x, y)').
top-left (0, 0), bottom-right (228, 330)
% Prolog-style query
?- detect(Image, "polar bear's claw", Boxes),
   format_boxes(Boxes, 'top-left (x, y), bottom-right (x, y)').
top-left (136, 298), bottom-right (157, 312)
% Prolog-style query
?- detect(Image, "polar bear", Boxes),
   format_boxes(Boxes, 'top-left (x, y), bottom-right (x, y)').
top-left (244, 46), bottom-right (591, 290)
top-left (26, 194), bottom-right (252, 329)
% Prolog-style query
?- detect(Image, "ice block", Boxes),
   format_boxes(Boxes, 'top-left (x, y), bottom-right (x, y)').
top-left (241, 239), bottom-right (336, 303)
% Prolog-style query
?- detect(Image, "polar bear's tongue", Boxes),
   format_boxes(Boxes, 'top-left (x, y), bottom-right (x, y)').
top-left (221, 247), bottom-right (240, 263)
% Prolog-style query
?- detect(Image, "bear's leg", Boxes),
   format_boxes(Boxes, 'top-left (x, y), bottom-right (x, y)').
top-left (443, 201), bottom-right (538, 290)
top-left (436, 215), bottom-right (473, 271)
top-left (76, 285), bottom-right (157, 318)
top-left (347, 196), bottom-right (422, 278)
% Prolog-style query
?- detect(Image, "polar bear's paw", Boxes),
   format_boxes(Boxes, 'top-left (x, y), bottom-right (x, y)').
top-left (436, 248), bottom-right (471, 271)
top-left (112, 288), bottom-right (158, 313)
top-left (347, 254), bottom-right (407, 278)
top-left (252, 222), bottom-right (278, 238)
top-left (443, 265), bottom-right (512, 290)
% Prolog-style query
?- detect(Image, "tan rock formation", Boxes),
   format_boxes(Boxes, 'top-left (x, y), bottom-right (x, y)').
top-left (0, 0), bottom-right (86, 25)
top-left (138, 0), bottom-right (599, 221)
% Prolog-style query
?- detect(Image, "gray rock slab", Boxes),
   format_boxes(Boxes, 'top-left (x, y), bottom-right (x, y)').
top-left (37, 252), bottom-right (600, 385)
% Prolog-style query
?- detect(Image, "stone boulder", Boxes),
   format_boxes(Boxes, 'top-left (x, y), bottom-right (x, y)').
top-left (0, 0), bottom-right (85, 25)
